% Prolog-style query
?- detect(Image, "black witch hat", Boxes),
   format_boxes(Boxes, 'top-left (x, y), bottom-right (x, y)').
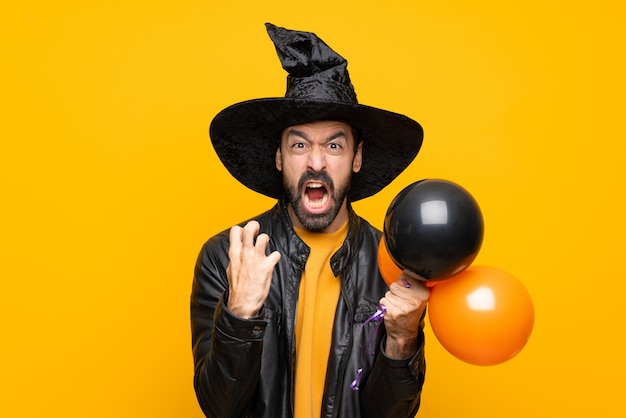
top-left (209, 23), bottom-right (423, 201)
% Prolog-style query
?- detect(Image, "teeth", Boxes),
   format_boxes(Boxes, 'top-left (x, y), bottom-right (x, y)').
top-left (307, 182), bottom-right (324, 188)
top-left (304, 193), bottom-right (328, 209)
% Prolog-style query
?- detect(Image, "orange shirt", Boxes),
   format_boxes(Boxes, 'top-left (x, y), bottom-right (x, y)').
top-left (294, 221), bottom-right (348, 418)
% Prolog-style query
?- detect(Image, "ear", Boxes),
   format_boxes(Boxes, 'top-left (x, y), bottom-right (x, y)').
top-left (352, 141), bottom-right (363, 173)
top-left (275, 146), bottom-right (283, 171)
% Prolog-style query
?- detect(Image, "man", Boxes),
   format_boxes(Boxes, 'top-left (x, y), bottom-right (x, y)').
top-left (191, 23), bottom-right (430, 418)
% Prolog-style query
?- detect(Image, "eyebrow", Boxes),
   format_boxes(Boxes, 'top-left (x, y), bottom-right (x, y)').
top-left (285, 128), bottom-right (349, 143)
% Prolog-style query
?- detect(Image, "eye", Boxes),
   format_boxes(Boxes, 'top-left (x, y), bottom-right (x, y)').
top-left (326, 142), bottom-right (344, 154)
top-left (290, 141), bottom-right (308, 154)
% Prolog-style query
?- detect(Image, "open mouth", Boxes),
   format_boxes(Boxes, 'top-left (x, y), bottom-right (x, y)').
top-left (303, 181), bottom-right (330, 211)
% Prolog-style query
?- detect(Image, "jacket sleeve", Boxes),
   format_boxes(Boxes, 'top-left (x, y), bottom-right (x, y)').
top-left (191, 235), bottom-right (268, 418)
top-left (361, 320), bottom-right (426, 418)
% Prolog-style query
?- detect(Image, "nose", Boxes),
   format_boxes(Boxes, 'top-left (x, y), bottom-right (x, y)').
top-left (307, 146), bottom-right (326, 172)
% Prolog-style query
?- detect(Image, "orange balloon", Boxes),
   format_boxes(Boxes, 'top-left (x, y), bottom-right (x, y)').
top-left (428, 266), bottom-right (534, 366)
top-left (377, 236), bottom-right (403, 286)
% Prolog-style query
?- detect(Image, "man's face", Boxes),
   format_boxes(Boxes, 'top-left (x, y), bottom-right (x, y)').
top-left (275, 120), bottom-right (363, 233)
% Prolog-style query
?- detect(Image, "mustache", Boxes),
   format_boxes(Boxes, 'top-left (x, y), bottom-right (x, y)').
top-left (298, 170), bottom-right (334, 191)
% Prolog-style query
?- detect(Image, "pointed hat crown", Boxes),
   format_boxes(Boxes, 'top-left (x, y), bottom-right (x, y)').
top-left (266, 22), bottom-right (357, 103)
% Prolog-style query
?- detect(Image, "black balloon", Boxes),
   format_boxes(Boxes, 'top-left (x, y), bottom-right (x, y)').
top-left (383, 179), bottom-right (484, 281)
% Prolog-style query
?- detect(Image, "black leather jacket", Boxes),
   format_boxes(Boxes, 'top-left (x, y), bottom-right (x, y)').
top-left (191, 199), bottom-right (425, 418)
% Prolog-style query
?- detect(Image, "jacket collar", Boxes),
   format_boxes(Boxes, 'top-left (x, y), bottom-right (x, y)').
top-left (276, 198), bottom-right (361, 276)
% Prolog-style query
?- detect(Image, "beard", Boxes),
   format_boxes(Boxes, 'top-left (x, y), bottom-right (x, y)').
top-left (283, 170), bottom-right (352, 232)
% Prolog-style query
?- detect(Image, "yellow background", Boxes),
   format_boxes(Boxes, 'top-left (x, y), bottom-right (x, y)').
top-left (2, 1), bottom-right (624, 416)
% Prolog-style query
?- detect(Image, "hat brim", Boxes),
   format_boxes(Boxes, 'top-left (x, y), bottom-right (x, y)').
top-left (209, 98), bottom-right (423, 201)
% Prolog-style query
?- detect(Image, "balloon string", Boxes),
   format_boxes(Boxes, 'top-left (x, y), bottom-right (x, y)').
top-left (350, 304), bottom-right (386, 391)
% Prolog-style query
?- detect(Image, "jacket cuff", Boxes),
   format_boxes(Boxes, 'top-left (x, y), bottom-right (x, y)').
top-left (379, 328), bottom-right (425, 380)
top-left (214, 293), bottom-right (268, 342)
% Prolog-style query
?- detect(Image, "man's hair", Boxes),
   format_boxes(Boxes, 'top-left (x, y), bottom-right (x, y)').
top-left (350, 126), bottom-right (362, 154)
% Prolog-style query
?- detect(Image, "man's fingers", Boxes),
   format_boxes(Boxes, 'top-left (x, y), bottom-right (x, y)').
top-left (229, 221), bottom-right (280, 273)
top-left (242, 221), bottom-right (261, 251)
top-left (390, 276), bottom-right (431, 302)
top-left (254, 232), bottom-right (269, 249)
top-left (414, 283), bottom-right (431, 302)
top-left (266, 250), bottom-right (282, 266)
top-left (228, 225), bottom-right (244, 265)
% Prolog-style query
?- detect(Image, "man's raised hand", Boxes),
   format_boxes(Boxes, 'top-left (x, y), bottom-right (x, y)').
top-left (226, 221), bottom-right (281, 319)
